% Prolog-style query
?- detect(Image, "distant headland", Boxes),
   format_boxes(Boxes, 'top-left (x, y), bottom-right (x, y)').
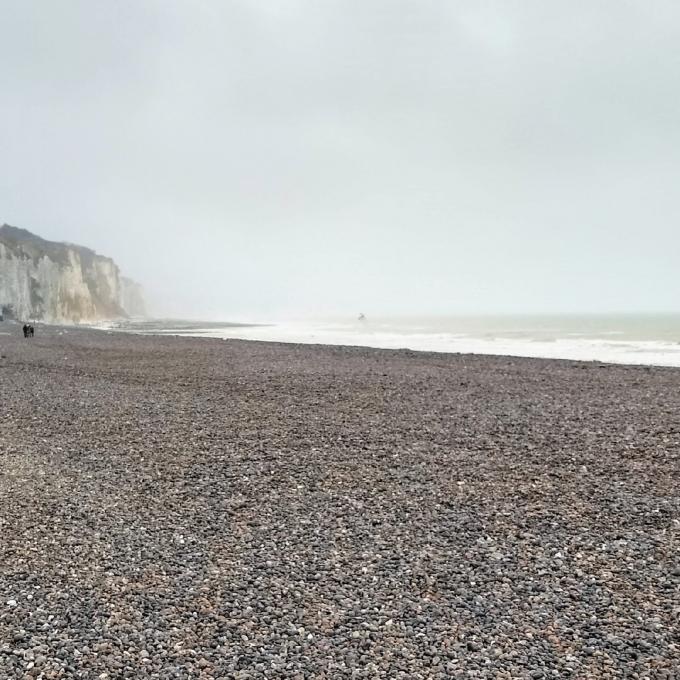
top-left (0, 223), bottom-right (145, 323)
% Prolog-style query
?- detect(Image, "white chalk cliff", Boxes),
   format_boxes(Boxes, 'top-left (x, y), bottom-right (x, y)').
top-left (0, 224), bottom-right (145, 323)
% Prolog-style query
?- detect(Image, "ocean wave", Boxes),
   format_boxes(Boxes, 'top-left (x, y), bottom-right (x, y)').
top-left (120, 319), bottom-right (680, 368)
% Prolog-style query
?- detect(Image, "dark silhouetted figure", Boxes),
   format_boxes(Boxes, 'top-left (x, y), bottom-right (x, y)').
top-left (22, 324), bottom-right (28, 338)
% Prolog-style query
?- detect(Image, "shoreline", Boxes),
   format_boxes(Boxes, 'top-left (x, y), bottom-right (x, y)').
top-left (102, 317), bottom-right (680, 369)
top-left (6, 318), bottom-right (680, 371)
top-left (7, 315), bottom-right (680, 368)
top-left (115, 326), bottom-right (680, 371)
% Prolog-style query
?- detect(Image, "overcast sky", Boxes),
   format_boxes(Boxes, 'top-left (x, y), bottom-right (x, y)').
top-left (1, 0), bottom-right (679, 319)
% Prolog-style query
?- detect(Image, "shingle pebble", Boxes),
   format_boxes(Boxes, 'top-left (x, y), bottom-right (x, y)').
top-left (0, 325), bottom-right (678, 678)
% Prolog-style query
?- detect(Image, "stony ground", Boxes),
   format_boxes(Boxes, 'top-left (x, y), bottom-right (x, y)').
top-left (0, 324), bottom-right (679, 679)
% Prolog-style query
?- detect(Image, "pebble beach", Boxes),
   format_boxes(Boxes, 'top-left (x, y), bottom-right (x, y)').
top-left (0, 325), bottom-right (679, 679)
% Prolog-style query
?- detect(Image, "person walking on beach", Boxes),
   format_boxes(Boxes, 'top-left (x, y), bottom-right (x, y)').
top-left (22, 323), bottom-right (28, 338)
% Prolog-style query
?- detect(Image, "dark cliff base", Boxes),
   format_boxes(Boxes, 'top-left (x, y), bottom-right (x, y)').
top-left (1, 326), bottom-right (679, 678)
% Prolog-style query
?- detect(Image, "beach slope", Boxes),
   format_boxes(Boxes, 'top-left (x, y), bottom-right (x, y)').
top-left (0, 327), bottom-right (678, 678)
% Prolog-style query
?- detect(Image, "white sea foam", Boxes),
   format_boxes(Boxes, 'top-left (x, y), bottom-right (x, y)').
top-left (148, 318), bottom-right (680, 368)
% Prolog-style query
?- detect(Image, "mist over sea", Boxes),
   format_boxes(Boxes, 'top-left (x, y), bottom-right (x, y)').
top-left (111, 314), bottom-right (680, 367)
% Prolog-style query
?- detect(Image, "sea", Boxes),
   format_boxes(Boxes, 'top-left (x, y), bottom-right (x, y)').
top-left (107, 314), bottom-right (680, 368)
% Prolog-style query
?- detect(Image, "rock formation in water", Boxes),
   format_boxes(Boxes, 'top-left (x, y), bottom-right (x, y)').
top-left (0, 224), bottom-right (146, 323)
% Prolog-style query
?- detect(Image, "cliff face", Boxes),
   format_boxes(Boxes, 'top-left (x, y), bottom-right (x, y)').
top-left (0, 224), bottom-right (145, 323)
top-left (121, 277), bottom-right (146, 318)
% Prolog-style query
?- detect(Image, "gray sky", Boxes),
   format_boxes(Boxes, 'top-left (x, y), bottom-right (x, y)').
top-left (1, 0), bottom-right (679, 319)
